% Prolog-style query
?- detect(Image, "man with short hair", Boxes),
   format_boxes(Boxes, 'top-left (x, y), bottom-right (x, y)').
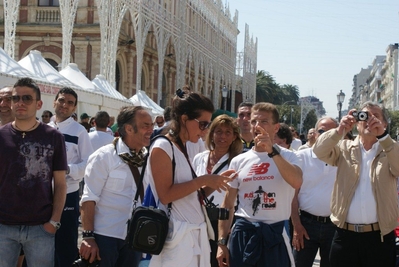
top-left (298, 128), bottom-right (316, 150)
top-left (236, 102), bottom-right (254, 152)
top-left (0, 77), bottom-right (67, 266)
top-left (0, 86), bottom-right (13, 125)
top-left (88, 111), bottom-right (114, 151)
top-left (49, 87), bottom-right (94, 267)
top-left (291, 117), bottom-right (338, 267)
top-left (217, 102), bottom-right (303, 267)
top-left (289, 126), bottom-right (302, 150)
top-left (41, 110), bottom-right (53, 124)
top-left (79, 106), bottom-right (154, 266)
top-left (313, 102), bottom-right (399, 267)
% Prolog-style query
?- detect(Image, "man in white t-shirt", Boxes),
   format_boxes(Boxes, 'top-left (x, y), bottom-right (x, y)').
top-left (88, 111), bottom-right (114, 152)
top-left (217, 102), bottom-right (303, 267)
top-left (291, 117), bottom-right (338, 267)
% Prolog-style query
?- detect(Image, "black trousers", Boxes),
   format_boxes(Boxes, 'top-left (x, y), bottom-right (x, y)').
top-left (330, 227), bottom-right (396, 267)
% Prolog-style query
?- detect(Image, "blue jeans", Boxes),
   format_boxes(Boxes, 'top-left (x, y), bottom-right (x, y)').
top-left (95, 233), bottom-right (141, 267)
top-left (0, 223), bottom-right (55, 267)
top-left (293, 214), bottom-right (335, 267)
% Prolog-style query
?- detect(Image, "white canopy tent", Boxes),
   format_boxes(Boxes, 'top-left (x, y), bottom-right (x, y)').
top-left (0, 47), bottom-right (52, 88)
top-left (18, 50), bottom-right (82, 90)
top-left (129, 90), bottom-right (164, 117)
top-left (92, 74), bottom-right (127, 101)
top-left (59, 63), bottom-right (104, 95)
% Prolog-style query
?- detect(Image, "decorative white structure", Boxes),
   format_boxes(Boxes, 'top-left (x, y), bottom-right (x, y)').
top-left (59, 0), bottom-right (79, 69)
top-left (242, 24), bottom-right (258, 103)
top-left (3, 0), bottom-right (20, 59)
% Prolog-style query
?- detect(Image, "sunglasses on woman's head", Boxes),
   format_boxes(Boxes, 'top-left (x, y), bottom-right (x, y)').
top-left (11, 95), bottom-right (36, 105)
top-left (194, 119), bottom-right (211, 131)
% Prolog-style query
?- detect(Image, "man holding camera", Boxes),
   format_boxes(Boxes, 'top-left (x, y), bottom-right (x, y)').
top-left (313, 101), bottom-right (399, 267)
top-left (217, 102), bottom-right (303, 267)
top-left (79, 106), bottom-right (153, 267)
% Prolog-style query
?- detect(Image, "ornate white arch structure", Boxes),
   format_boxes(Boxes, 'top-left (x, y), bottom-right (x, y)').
top-left (242, 23), bottom-right (258, 103)
top-left (59, 0), bottom-right (79, 69)
top-left (3, 0), bottom-right (20, 59)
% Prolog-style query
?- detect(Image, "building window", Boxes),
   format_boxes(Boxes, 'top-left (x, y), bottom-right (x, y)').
top-left (38, 0), bottom-right (60, 6)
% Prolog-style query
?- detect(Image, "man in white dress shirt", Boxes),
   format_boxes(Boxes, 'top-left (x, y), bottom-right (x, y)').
top-left (88, 111), bottom-right (114, 152)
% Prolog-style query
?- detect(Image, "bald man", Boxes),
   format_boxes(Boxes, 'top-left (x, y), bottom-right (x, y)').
top-left (0, 86), bottom-right (13, 125)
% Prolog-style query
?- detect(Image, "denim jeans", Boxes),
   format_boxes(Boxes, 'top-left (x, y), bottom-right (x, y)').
top-left (293, 214), bottom-right (335, 267)
top-left (0, 223), bottom-right (55, 267)
top-left (95, 233), bottom-right (141, 267)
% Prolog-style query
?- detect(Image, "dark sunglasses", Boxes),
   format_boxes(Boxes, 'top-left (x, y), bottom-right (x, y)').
top-left (194, 119), bottom-right (211, 131)
top-left (0, 96), bottom-right (11, 103)
top-left (42, 115), bottom-right (49, 118)
top-left (317, 129), bottom-right (325, 134)
top-left (11, 95), bottom-right (36, 105)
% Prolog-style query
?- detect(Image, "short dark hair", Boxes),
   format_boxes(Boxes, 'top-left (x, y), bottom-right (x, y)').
top-left (43, 110), bottom-right (53, 117)
top-left (55, 87), bottom-right (78, 106)
top-left (238, 102), bottom-right (253, 110)
top-left (169, 92), bottom-right (214, 139)
top-left (14, 77), bottom-right (41, 100)
top-left (94, 111), bottom-right (110, 128)
top-left (276, 123), bottom-right (293, 145)
top-left (163, 106), bottom-right (172, 122)
top-left (117, 106), bottom-right (146, 138)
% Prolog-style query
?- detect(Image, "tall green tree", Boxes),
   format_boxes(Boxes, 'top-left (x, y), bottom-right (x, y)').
top-left (256, 70), bottom-right (280, 103)
top-left (281, 84), bottom-right (300, 104)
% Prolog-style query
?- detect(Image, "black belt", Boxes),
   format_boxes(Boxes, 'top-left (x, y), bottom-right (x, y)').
top-left (300, 210), bottom-right (331, 223)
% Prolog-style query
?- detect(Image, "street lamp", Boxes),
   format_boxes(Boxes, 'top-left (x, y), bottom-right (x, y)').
top-left (282, 100), bottom-right (295, 126)
top-left (283, 115), bottom-right (287, 123)
top-left (336, 90), bottom-right (345, 121)
top-left (222, 85), bottom-right (228, 111)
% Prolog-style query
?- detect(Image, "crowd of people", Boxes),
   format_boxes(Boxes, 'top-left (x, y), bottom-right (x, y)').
top-left (0, 77), bottom-right (398, 267)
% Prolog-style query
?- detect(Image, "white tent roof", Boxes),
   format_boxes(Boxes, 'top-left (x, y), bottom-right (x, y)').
top-left (18, 50), bottom-right (82, 89)
top-left (59, 63), bottom-right (103, 94)
top-left (0, 47), bottom-right (50, 87)
top-left (129, 90), bottom-right (164, 116)
top-left (92, 74), bottom-right (127, 100)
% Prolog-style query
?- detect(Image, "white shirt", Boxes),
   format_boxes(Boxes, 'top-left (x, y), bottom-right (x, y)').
top-left (49, 117), bottom-right (94, 193)
top-left (229, 147), bottom-right (301, 224)
top-left (346, 141), bottom-right (379, 224)
top-left (89, 126), bottom-right (114, 136)
top-left (80, 138), bottom-right (144, 239)
top-left (186, 138), bottom-right (206, 164)
top-left (193, 150), bottom-right (229, 205)
top-left (88, 130), bottom-right (114, 152)
top-left (291, 138), bottom-right (302, 151)
top-left (296, 148), bottom-right (336, 216)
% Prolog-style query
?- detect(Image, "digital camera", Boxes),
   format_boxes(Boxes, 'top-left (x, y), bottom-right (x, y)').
top-left (72, 258), bottom-right (100, 267)
top-left (205, 196), bottom-right (229, 221)
top-left (352, 111), bottom-right (368, 121)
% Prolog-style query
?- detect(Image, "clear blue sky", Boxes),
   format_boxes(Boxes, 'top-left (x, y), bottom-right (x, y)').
top-left (228, 0), bottom-right (399, 117)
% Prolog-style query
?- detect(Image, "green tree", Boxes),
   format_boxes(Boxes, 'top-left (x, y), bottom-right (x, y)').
top-left (280, 84), bottom-right (300, 104)
top-left (303, 109), bottom-right (318, 133)
top-left (256, 70), bottom-right (280, 103)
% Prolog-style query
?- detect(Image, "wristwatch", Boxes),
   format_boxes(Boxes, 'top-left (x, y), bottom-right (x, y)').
top-left (268, 144), bottom-right (281, 158)
top-left (49, 220), bottom-right (61, 230)
top-left (217, 238), bottom-right (228, 246)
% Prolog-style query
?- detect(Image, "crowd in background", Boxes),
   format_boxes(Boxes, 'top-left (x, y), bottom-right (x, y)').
top-left (1, 78), bottom-right (399, 267)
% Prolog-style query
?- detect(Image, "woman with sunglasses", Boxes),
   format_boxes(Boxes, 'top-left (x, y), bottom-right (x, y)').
top-left (145, 91), bottom-right (236, 267)
top-left (192, 114), bottom-right (242, 267)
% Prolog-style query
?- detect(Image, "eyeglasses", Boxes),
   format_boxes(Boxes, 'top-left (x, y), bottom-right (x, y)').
top-left (317, 129), bottom-right (325, 134)
top-left (194, 119), bottom-right (211, 131)
top-left (11, 95), bottom-right (36, 105)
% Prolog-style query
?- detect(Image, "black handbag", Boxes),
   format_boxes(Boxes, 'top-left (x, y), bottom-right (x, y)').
top-left (126, 136), bottom-right (175, 255)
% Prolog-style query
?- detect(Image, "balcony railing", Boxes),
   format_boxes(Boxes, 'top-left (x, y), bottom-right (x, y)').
top-left (36, 8), bottom-right (60, 23)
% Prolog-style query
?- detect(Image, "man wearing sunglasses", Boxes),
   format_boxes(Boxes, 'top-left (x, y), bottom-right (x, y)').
top-left (0, 77), bottom-right (67, 267)
top-left (0, 86), bottom-right (13, 126)
top-left (291, 117), bottom-right (338, 267)
top-left (313, 102), bottom-right (399, 267)
top-left (49, 87), bottom-right (94, 267)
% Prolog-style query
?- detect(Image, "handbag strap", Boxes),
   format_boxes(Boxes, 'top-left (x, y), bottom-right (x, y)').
top-left (133, 135), bottom-right (175, 213)
top-left (212, 159), bottom-right (228, 175)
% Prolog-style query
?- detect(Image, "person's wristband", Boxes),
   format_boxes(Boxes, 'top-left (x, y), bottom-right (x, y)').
top-left (82, 230), bottom-right (95, 238)
top-left (376, 129), bottom-right (389, 139)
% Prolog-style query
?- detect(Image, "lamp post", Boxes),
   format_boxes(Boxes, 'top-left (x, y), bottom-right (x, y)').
top-left (283, 100), bottom-right (295, 126)
top-left (222, 85), bottom-right (228, 111)
top-left (283, 115), bottom-right (287, 123)
top-left (336, 90), bottom-right (345, 121)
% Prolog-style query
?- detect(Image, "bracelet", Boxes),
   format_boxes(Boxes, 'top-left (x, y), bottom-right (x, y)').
top-left (376, 129), bottom-right (389, 139)
top-left (82, 230), bottom-right (95, 238)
